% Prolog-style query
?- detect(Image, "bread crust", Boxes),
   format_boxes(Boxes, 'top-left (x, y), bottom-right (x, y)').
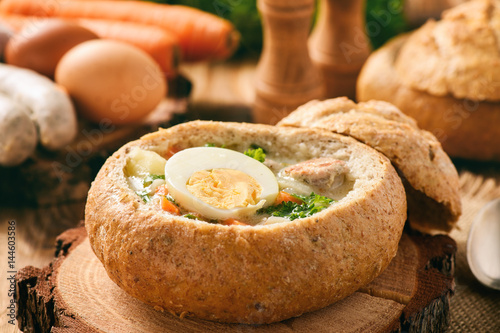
top-left (278, 98), bottom-right (461, 233)
top-left (395, 0), bottom-right (500, 102)
top-left (356, 1), bottom-right (500, 161)
top-left (85, 121), bottom-right (406, 324)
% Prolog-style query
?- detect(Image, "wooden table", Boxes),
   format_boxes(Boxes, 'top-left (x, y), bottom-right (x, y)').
top-left (1, 59), bottom-right (500, 332)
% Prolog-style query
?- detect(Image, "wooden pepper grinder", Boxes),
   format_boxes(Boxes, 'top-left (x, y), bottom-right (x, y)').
top-left (253, 0), bottom-right (324, 124)
top-left (309, 0), bottom-right (371, 99)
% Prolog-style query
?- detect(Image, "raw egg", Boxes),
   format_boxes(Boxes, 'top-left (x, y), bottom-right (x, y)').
top-left (5, 19), bottom-right (98, 78)
top-left (55, 39), bottom-right (166, 125)
top-left (164, 147), bottom-right (279, 221)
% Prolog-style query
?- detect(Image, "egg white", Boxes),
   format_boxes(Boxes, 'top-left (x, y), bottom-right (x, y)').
top-left (164, 147), bottom-right (279, 221)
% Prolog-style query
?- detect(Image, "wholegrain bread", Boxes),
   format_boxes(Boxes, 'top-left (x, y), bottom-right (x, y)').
top-left (278, 97), bottom-right (461, 233)
top-left (85, 120), bottom-right (407, 324)
top-left (357, 0), bottom-right (500, 161)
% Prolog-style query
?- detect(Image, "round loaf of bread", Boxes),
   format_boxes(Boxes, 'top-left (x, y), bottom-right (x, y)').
top-left (357, 0), bottom-right (500, 161)
top-left (278, 97), bottom-right (461, 233)
top-left (85, 120), bottom-right (406, 324)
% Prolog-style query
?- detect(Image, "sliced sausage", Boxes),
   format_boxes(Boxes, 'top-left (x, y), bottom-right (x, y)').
top-left (0, 63), bottom-right (77, 150)
top-left (281, 157), bottom-right (349, 191)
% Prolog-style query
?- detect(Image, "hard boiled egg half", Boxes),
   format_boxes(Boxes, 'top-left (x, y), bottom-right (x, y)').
top-left (165, 147), bottom-right (279, 221)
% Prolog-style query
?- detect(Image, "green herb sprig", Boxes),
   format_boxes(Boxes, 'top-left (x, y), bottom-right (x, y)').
top-left (142, 174), bottom-right (165, 187)
top-left (136, 174), bottom-right (166, 202)
top-left (260, 193), bottom-right (334, 221)
top-left (205, 143), bottom-right (226, 148)
top-left (244, 145), bottom-right (266, 163)
top-left (136, 189), bottom-right (152, 203)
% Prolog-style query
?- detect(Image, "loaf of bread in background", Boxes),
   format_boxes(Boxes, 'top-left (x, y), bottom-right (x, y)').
top-left (357, 0), bottom-right (500, 161)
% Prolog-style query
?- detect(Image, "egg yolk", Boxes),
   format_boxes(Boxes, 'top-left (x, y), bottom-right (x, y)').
top-left (186, 168), bottom-right (262, 210)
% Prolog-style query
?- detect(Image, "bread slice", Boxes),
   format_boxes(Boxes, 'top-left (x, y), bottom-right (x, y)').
top-left (85, 120), bottom-right (406, 324)
top-left (278, 97), bottom-right (461, 233)
top-left (356, 0), bottom-right (500, 161)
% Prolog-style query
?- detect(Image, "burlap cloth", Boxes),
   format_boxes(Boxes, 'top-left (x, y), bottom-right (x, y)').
top-left (448, 163), bottom-right (500, 332)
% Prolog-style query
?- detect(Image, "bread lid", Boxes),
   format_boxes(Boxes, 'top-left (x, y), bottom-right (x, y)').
top-left (395, 0), bottom-right (500, 102)
top-left (278, 97), bottom-right (462, 233)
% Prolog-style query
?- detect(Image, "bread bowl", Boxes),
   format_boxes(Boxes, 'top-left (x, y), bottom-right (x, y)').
top-left (278, 97), bottom-right (461, 233)
top-left (85, 120), bottom-right (407, 324)
top-left (357, 0), bottom-right (500, 161)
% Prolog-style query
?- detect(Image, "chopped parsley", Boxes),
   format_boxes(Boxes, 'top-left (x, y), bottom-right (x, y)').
top-left (205, 143), bottom-right (266, 162)
top-left (260, 193), bottom-right (334, 221)
top-left (183, 213), bottom-right (199, 220)
top-left (205, 143), bottom-right (226, 148)
top-left (244, 146), bottom-right (266, 163)
top-left (142, 174), bottom-right (165, 187)
top-left (136, 189), bottom-right (152, 203)
top-left (135, 174), bottom-right (166, 202)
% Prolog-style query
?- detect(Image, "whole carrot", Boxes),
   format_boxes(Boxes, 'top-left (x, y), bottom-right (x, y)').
top-left (274, 191), bottom-right (303, 205)
top-left (0, 14), bottom-right (179, 76)
top-left (77, 18), bottom-right (179, 77)
top-left (0, 15), bottom-right (28, 31)
top-left (0, 0), bottom-right (240, 62)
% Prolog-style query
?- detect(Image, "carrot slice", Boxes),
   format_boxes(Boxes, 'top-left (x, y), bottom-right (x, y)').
top-left (221, 218), bottom-right (248, 226)
top-left (155, 184), bottom-right (169, 196)
top-left (275, 191), bottom-right (303, 205)
top-left (0, 0), bottom-right (240, 62)
top-left (160, 196), bottom-right (180, 215)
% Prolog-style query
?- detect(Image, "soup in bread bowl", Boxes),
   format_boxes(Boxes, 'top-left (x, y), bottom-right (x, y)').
top-left (85, 120), bottom-right (407, 324)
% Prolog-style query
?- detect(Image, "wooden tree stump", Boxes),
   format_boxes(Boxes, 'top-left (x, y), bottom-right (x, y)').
top-left (15, 226), bottom-right (456, 333)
